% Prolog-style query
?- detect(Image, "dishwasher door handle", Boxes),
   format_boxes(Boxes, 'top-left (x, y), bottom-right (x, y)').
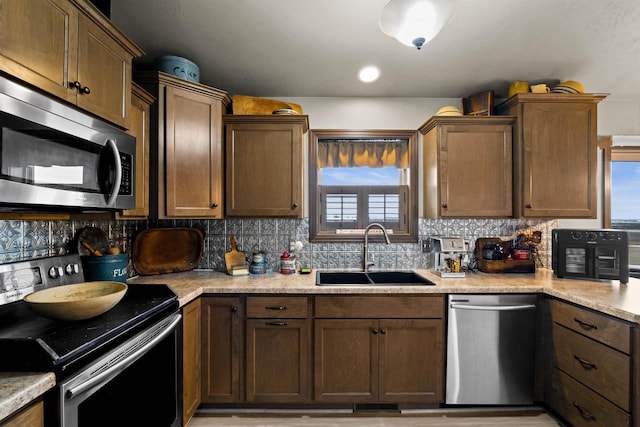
top-left (450, 303), bottom-right (536, 311)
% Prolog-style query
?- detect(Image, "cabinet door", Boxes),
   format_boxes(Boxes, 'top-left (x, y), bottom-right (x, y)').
top-left (182, 298), bottom-right (201, 425)
top-left (1, 399), bottom-right (44, 427)
top-left (76, 13), bottom-right (132, 128)
top-left (226, 121), bottom-right (303, 217)
top-left (165, 86), bottom-right (224, 217)
top-left (314, 319), bottom-right (378, 402)
top-left (246, 319), bottom-right (310, 403)
top-left (201, 297), bottom-right (242, 403)
top-left (119, 83), bottom-right (153, 218)
top-left (378, 319), bottom-right (443, 403)
top-left (0, 0), bottom-right (78, 103)
top-left (437, 124), bottom-right (512, 217)
top-left (521, 102), bottom-right (597, 217)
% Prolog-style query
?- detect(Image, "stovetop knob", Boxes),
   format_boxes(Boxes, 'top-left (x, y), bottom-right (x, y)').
top-left (48, 266), bottom-right (64, 279)
top-left (65, 263), bottom-right (80, 275)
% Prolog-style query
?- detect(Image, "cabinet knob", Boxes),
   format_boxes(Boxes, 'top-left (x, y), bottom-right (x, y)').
top-left (372, 328), bottom-right (379, 334)
top-left (442, 203), bottom-right (448, 209)
top-left (72, 81), bottom-right (90, 94)
top-left (380, 328), bottom-right (387, 334)
top-left (231, 305), bottom-right (238, 313)
top-left (212, 203), bottom-right (219, 208)
top-left (525, 204), bottom-right (532, 209)
top-left (292, 203), bottom-right (299, 209)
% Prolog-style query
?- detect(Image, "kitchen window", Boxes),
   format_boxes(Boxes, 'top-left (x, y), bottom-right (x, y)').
top-left (309, 130), bottom-right (418, 243)
top-left (602, 136), bottom-right (640, 277)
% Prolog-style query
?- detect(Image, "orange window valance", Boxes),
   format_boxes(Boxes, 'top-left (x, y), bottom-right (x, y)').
top-left (317, 139), bottom-right (409, 168)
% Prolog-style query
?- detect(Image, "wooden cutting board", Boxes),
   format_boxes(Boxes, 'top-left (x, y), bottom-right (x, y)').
top-left (225, 236), bottom-right (247, 273)
top-left (132, 228), bottom-right (204, 275)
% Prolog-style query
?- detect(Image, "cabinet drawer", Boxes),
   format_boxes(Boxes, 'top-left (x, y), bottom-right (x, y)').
top-left (315, 296), bottom-right (444, 319)
top-left (550, 299), bottom-right (631, 354)
top-left (550, 368), bottom-right (629, 427)
top-left (247, 296), bottom-right (308, 318)
top-left (552, 323), bottom-right (630, 410)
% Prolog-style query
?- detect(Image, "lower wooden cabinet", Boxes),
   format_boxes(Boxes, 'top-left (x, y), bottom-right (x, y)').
top-left (314, 318), bottom-right (443, 404)
top-left (182, 298), bottom-right (201, 426)
top-left (314, 295), bottom-right (444, 405)
top-left (201, 297), bottom-right (243, 403)
top-left (0, 399), bottom-right (44, 427)
top-left (547, 299), bottom-right (635, 426)
top-left (198, 294), bottom-right (444, 407)
top-left (246, 319), bottom-right (310, 402)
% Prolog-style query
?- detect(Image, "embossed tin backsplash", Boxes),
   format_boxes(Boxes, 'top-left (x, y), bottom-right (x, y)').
top-left (0, 218), bottom-right (557, 274)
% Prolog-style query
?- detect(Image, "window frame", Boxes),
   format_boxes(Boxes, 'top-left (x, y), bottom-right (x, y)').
top-left (309, 129), bottom-right (418, 243)
top-left (602, 135), bottom-right (640, 276)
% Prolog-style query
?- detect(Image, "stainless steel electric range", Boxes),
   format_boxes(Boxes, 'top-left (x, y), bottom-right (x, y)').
top-left (0, 254), bottom-right (181, 427)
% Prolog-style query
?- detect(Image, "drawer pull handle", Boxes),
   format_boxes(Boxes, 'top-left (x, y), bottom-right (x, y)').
top-left (266, 321), bottom-right (287, 326)
top-left (574, 355), bottom-right (597, 370)
top-left (266, 305), bottom-right (287, 311)
top-left (573, 317), bottom-right (598, 330)
top-left (572, 402), bottom-right (596, 421)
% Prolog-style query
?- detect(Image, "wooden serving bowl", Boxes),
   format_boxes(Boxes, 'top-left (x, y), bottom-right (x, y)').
top-left (24, 281), bottom-right (127, 321)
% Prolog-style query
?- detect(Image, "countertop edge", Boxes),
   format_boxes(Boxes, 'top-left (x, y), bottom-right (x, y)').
top-left (0, 372), bottom-right (55, 422)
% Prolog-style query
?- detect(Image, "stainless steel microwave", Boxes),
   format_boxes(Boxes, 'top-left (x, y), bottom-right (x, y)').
top-left (0, 75), bottom-right (135, 212)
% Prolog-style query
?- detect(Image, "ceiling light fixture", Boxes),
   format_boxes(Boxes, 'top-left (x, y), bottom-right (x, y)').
top-left (379, 0), bottom-right (458, 50)
top-left (358, 66), bottom-right (381, 83)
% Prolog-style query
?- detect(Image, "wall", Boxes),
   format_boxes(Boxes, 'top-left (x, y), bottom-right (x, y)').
top-left (0, 217), bottom-right (556, 275)
top-left (1, 96), bottom-right (637, 274)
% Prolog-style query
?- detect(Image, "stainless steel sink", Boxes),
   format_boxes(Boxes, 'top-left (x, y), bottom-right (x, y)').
top-left (316, 271), bottom-right (435, 286)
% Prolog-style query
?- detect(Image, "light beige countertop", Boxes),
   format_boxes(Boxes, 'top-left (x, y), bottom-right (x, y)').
top-left (129, 268), bottom-right (640, 323)
top-left (0, 372), bottom-right (55, 422)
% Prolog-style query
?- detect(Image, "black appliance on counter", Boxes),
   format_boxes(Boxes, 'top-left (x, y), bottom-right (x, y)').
top-left (0, 75), bottom-right (136, 212)
top-left (0, 254), bottom-right (181, 427)
top-left (552, 228), bottom-right (629, 284)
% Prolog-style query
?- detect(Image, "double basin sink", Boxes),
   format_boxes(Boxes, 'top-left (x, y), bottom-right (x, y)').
top-left (316, 271), bottom-right (435, 286)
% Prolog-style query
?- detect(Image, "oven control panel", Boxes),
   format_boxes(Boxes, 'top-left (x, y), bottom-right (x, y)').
top-left (0, 254), bottom-right (84, 305)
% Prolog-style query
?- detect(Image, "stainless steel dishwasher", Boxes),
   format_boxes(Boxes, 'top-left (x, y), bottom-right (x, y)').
top-left (446, 294), bottom-right (537, 405)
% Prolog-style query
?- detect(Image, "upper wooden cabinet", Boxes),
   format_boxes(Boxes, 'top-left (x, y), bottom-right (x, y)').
top-left (224, 115), bottom-right (308, 218)
top-left (0, 0), bottom-right (143, 128)
top-left (136, 72), bottom-right (231, 219)
top-left (497, 93), bottom-right (606, 218)
top-left (118, 83), bottom-right (154, 219)
top-left (419, 116), bottom-right (515, 218)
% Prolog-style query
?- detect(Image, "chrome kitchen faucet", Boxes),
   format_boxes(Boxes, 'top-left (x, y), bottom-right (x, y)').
top-left (363, 223), bottom-right (392, 272)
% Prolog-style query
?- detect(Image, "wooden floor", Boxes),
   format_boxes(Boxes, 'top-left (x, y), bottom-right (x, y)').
top-left (188, 411), bottom-right (562, 426)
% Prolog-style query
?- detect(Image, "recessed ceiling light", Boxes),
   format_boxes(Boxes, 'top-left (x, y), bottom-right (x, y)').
top-left (358, 66), bottom-right (381, 83)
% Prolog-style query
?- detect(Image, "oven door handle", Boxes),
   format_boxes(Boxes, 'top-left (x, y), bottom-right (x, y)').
top-left (105, 138), bottom-right (122, 206)
top-left (65, 314), bottom-right (181, 399)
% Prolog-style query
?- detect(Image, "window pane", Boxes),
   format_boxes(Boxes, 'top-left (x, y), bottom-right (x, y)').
top-left (321, 166), bottom-right (402, 186)
top-left (326, 193), bottom-right (357, 223)
top-left (610, 161), bottom-right (640, 270)
top-left (368, 193), bottom-right (399, 223)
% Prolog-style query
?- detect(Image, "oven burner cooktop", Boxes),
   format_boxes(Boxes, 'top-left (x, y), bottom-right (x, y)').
top-left (0, 255), bottom-right (178, 377)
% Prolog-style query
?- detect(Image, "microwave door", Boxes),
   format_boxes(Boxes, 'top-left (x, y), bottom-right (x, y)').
top-left (98, 139), bottom-right (122, 206)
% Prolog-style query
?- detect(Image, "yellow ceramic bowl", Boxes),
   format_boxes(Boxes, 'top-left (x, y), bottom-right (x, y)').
top-left (551, 80), bottom-right (585, 94)
top-left (435, 105), bottom-right (463, 116)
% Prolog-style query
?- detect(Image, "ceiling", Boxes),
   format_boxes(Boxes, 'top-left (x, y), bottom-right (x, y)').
top-left (110, 0), bottom-right (640, 100)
